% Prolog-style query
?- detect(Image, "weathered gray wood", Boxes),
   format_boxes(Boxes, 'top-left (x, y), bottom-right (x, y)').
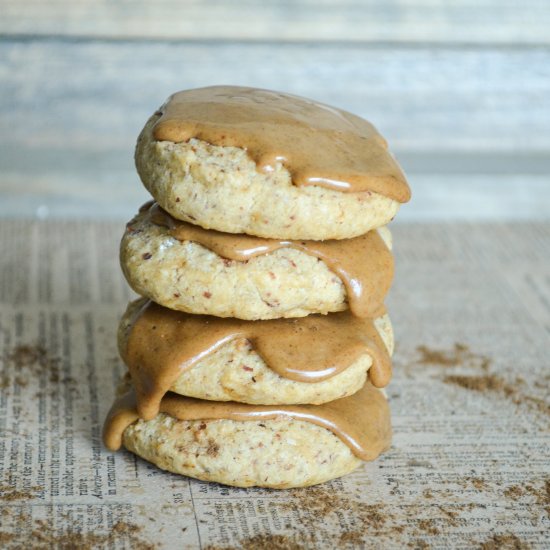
top-left (1, 0), bottom-right (549, 45)
top-left (1, 41), bottom-right (548, 153)
top-left (1, 37), bottom-right (548, 221)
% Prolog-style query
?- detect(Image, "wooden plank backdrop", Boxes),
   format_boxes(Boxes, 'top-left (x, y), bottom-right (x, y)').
top-left (2, 0), bottom-right (550, 45)
top-left (0, 1), bottom-right (549, 220)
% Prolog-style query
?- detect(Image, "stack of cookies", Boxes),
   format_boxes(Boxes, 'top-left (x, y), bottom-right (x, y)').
top-left (103, 86), bottom-right (410, 488)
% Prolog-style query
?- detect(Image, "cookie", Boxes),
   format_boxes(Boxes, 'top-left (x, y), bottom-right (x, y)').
top-left (118, 298), bottom-right (393, 408)
top-left (103, 381), bottom-right (392, 488)
top-left (135, 86), bottom-right (410, 240)
top-left (121, 202), bottom-right (393, 320)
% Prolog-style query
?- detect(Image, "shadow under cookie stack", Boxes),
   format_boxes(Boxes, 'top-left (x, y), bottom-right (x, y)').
top-left (102, 86), bottom-right (411, 488)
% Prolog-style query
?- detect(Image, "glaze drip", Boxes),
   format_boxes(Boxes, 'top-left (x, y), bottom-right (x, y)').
top-left (102, 382), bottom-right (392, 461)
top-left (122, 299), bottom-right (392, 420)
top-left (144, 202), bottom-right (394, 318)
top-left (152, 86), bottom-right (410, 202)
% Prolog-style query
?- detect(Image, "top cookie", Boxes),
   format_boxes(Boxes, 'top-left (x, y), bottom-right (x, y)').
top-left (135, 86), bottom-right (410, 240)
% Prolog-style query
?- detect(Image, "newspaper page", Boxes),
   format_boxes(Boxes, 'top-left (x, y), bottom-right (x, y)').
top-left (0, 219), bottom-right (548, 549)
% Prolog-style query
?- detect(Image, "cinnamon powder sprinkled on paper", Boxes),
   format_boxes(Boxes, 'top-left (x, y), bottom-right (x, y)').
top-left (202, 482), bottom-right (539, 549)
top-left (0, 533), bottom-right (16, 544)
top-left (468, 478), bottom-right (488, 491)
top-left (479, 533), bottom-right (531, 550)
top-left (444, 373), bottom-right (509, 393)
top-left (282, 486), bottom-right (467, 541)
top-left (416, 519), bottom-right (440, 536)
top-left (0, 520), bottom-right (155, 550)
top-left (0, 485), bottom-right (43, 502)
top-left (502, 479), bottom-right (550, 519)
top-left (205, 534), bottom-right (304, 550)
top-left (443, 374), bottom-right (550, 417)
top-left (415, 342), bottom-right (491, 370)
top-left (338, 531), bottom-right (366, 546)
top-left (285, 486), bottom-right (386, 530)
top-left (408, 540), bottom-right (431, 549)
top-left (415, 343), bottom-right (549, 417)
top-left (504, 486), bottom-right (524, 499)
top-left (246, 534), bottom-right (302, 550)
top-left (1, 344), bottom-right (61, 387)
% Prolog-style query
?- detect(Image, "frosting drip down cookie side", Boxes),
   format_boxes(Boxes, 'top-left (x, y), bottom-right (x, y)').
top-left (153, 86), bottom-right (410, 202)
top-left (102, 381), bottom-right (392, 462)
top-left (144, 202), bottom-right (394, 318)
top-left (135, 86), bottom-right (409, 239)
top-left (118, 299), bottom-right (394, 406)
top-left (122, 300), bottom-right (392, 420)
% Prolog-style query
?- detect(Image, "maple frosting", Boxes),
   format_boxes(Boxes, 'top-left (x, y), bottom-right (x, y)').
top-left (122, 300), bottom-right (392, 421)
top-left (144, 201), bottom-right (394, 318)
top-left (152, 86), bottom-right (410, 202)
top-left (102, 381), bottom-right (392, 461)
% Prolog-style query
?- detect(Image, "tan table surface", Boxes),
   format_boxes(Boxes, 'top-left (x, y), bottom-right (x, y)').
top-left (0, 219), bottom-right (548, 548)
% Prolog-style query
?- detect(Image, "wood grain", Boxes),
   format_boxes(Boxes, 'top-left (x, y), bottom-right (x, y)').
top-left (1, 0), bottom-right (549, 45)
top-left (1, 41), bottom-right (548, 152)
top-left (0, 2), bottom-right (548, 220)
